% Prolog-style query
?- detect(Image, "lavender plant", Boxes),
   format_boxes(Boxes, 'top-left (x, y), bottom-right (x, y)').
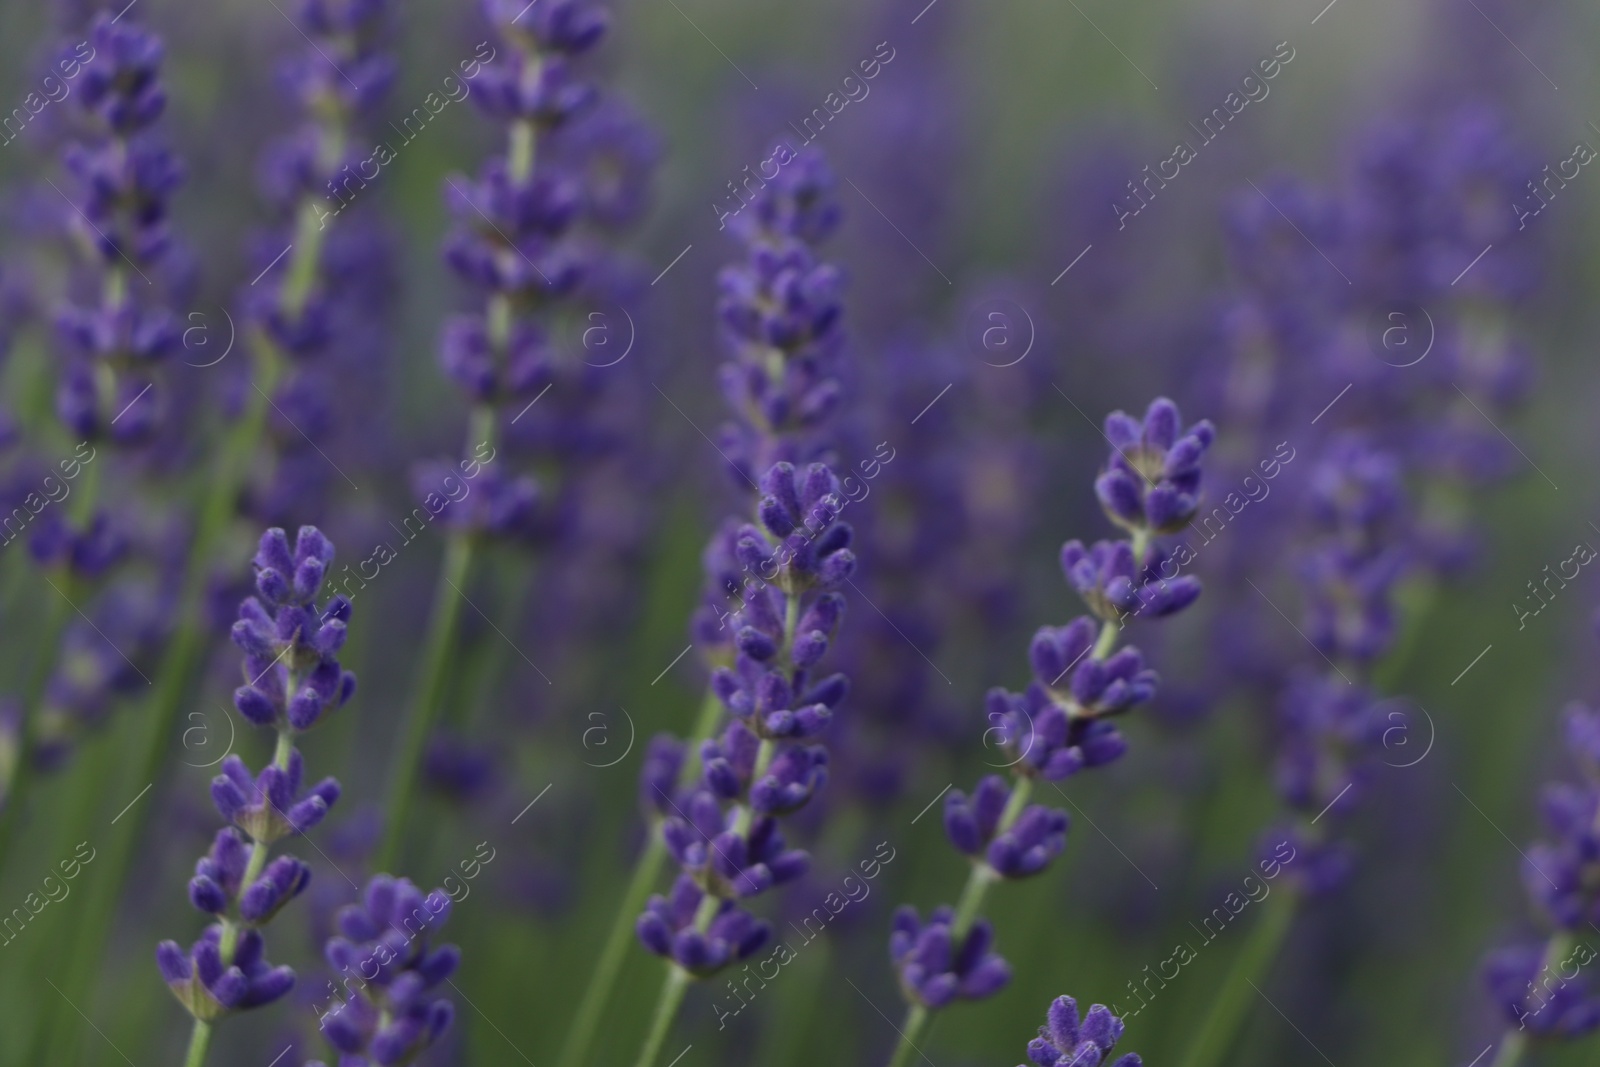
top-left (1477, 703), bottom-right (1600, 1065)
top-left (157, 526), bottom-right (355, 1067)
top-left (0, 7), bottom-right (186, 861)
top-left (883, 399), bottom-right (1213, 1066)
top-left (376, 0), bottom-right (637, 871)
top-left (40, 5), bottom-right (404, 1059)
top-left (557, 142), bottom-right (846, 1067)
top-left (305, 874), bottom-right (460, 1067)
top-left (1022, 996), bottom-right (1144, 1067)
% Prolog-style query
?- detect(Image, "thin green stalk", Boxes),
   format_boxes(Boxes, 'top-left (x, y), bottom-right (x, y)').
top-left (183, 1020), bottom-right (212, 1067)
top-left (885, 616), bottom-right (1123, 1067)
top-left (37, 343), bottom-right (282, 1066)
top-left (1178, 885), bottom-right (1299, 1067)
top-left (557, 687), bottom-right (723, 1067)
top-left (375, 530), bottom-right (474, 872)
top-left (634, 967), bottom-right (691, 1067)
top-left (885, 1006), bottom-right (928, 1067)
top-left (1486, 1032), bottom-right (1526, 1067)
top-left (0, 435), bottom-right (103, 869)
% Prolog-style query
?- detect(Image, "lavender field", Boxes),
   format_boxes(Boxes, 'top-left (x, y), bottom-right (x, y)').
top-left (0, 2), bottom-right (1597, 1066)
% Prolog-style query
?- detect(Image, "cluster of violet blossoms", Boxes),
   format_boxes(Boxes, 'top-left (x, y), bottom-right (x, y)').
top-left (157, 528), bottom-right (353, 1023)
top-left (890, 400), bottom-right (1213, 1013)
top-left (1020, 996), bottom-right (1143, 1067)
top-left (1481, 703), bottom-right (1600, 1043)
top-left (23, 10), bottom-right (189, 777)
top-left (636, 147), bottom-right (856, 979)
top-left (1262, 436), bottom-right (1411, 895)
top-left (242, 0), bottom-right (398, 525)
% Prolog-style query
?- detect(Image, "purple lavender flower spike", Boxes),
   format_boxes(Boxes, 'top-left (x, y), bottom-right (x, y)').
top-left (1095, 398), bottom-right (1215, 536)
top-left (1475, 699), bottom-right (1600, 1048)
top-left (882, 398), bottom-right (1212, 1056)
top-left (889, 906), bottom-right (1011, 1009)
top-left (310, 875), bottom-right (459, 1066)
top-left (1022, 995), bottom-right (1143, 1067)
top-left (637, 875), bottom-right (772, 977)
top-left (159, 527), bottom-right (357, 1040)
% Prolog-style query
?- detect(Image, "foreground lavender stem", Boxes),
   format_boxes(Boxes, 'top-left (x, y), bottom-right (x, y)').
top-left (158, 526), bottom-right (354, 1065)
top-left (568, 144), bottom-right (847, 1067)
top-left (885, 399), bottom-right (1212, 1067)
top-left (43, 2), bottom-right (388, 1056)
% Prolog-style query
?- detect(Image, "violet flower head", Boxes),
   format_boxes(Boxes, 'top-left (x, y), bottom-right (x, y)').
top-left (636, 874), bottom-right (772, 977)
top-left (1023, 996), bottom-right (1142, 1067)
top-left (312, 875), bottom-right (459, 1067)
top-left (230, 526), bottom-right (357, 732)
top-left (157, 926), bottom-right (296, 1021)
top-left (1479, 703), bottom-right (1600, 1041)
top-left (158, 526), bottom-right (355, 1027)
top-left (714, 143), bottom-right (847, 482)
top-left (889, 905), bottom-right (1011, 1009)
top-left (1095, 398), bottom-right (1215, 536)
top-left (945, 775), bottom-right (1070, 879)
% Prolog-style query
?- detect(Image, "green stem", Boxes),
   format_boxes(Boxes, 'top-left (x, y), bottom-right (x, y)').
top-left (1178, 886), bottom-right (1299, 1067)
top-left (557, 689), bottom-right (721, 1067)
top-left (183, 1019), bottom-right (212, 1067)
top-left (884, 1006), bottom-right (928, 1067)
top-left (375, 530), bottom-right (475, 872)
top-left (37, 343), bottom-right (282, 1066)
top-left (0, 456), bottom-right (103, 869)
top-left (1486, 1032), bottom-right (1526, 1067)
top-left (634, 966), bottom-right (691, 1067)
